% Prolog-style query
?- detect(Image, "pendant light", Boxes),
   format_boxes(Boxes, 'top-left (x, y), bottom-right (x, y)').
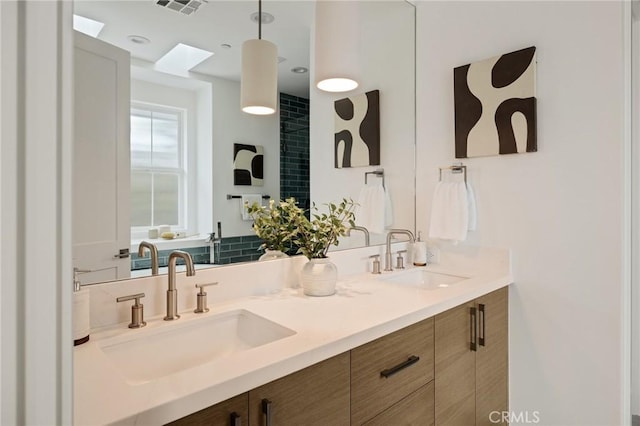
top-left (241, 0), bottom-right (278, 115)
top-left (314, 0), bottom-right (360, 93)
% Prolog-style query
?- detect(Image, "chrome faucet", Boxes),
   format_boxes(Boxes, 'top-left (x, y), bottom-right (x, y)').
top-left (138, 241), bottom-right (159, 276)
top-left (346, 226), bottom-right (370, 246)
top-left (165, 250), bottom-right (195, 321)
top-left (385, 229), bottom-right (415, 272)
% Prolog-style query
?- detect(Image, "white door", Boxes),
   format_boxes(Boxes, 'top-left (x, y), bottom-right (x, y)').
top-left (73, 31), bottom-right (131, 284)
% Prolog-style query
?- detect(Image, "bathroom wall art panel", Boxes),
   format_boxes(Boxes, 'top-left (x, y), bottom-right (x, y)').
top-left (334, 90), bottom-right (380, 168)
top-left (454, 46), bottom-right (537, 158)
top-left (233, 143), bottom-right (264, 186)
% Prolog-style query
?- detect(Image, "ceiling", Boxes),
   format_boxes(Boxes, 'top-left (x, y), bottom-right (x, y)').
top-left (74, 0), bottom-right (313, 98)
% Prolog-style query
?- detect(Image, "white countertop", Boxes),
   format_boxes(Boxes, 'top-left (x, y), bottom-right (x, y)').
top-left (75, 260), bottom-right (512, 425)
top-left (130, 234), bottom-right (210, 253)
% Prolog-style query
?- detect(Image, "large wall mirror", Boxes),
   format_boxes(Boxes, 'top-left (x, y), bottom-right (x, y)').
top-left (72, 0), bottom-right (416, 285)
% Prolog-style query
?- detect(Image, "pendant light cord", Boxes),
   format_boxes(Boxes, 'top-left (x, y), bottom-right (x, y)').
top-left (258, 0), bottom-right (262, 40)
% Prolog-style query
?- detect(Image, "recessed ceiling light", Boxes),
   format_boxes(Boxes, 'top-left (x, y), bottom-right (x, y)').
top-left (291, 67), bottom-right (308, 74)
top-left (220, 43), bottom-right (232, 49)
top-left (73, 14), bottom-right (105, 38)
top-left (155, 43), bottom-right (214, 75)
top-left (250, 11), bottom-right (274, 25)
top-left (127, 35), bottom-right (151, 45)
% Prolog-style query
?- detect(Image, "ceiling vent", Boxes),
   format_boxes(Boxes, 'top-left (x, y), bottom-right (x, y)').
top-left (156, 0), bottom-right (207, 16)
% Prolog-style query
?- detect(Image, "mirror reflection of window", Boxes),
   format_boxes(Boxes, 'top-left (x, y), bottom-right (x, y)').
top-left (130, 104), bottom-right (186, 237)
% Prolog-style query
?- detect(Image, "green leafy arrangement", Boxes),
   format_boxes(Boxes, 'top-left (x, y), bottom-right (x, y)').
top-left (246, 198), bottom-right (305, 253)
top-left (246, 197), bottom-right (356, 259)
top-left (296, 199), bottom-right (356, 259)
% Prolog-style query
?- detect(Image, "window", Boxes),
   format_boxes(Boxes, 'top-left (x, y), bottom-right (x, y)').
top-left (130, 103), bottom-right (187, 235)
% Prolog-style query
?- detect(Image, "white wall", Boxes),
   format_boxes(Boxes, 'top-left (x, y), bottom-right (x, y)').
top-left (1, 1), bottom-right (74, 424)
top-left (415, 1), bottom-right (626, 425)
top-left (210, 77), bottom-right (280, 238)
top-left (310, 1), bottom-right (416, 235)
top-left (632, 5), bottom-right (640, 417)
top-left (197, 85), bottom-right (214, 235)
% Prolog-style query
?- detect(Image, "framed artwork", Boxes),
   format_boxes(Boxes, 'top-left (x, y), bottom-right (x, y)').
top-left (454, 46), bottom-right (537, 158)
top-left (334, 90), bottom-right (380, 168)
top-left (233, 143), bottom-right (264, 186)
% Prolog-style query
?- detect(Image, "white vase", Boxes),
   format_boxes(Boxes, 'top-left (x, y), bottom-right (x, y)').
top-left (259, 249), bottom-right (289, 261)
top-left (300, 258), bottom-right (337, 296)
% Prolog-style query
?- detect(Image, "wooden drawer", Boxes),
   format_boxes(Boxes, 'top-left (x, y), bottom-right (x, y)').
top-left (363, 381), bottom-right (434, 426)
top-left (166, 393), bottom-right (248, 426)
top-left (351, 318), bottom-right (434, 424)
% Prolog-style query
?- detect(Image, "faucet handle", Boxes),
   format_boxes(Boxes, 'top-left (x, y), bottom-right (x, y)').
top-left (369, 255), bottom-right (382, 275)
top-left (194, 282), bottom-right (218, 313)
top-left (196, 282), bottom-right (219, 290)
top-left (396, 250), bottom-right (407, 270)
top-left (116, 293), bottom-right (146, 328)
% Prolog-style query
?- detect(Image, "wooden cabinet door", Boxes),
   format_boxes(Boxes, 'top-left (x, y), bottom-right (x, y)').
top-left (167, 393), bottom-right (248, 426)
top-left (248, 353), bottom-right (350, 426)
top-left (435, 302), bottom-right (476, 426)
top-left (363, 381), bottom-right (435, 426)
top-left (476, 287), bottom-right (509, 426)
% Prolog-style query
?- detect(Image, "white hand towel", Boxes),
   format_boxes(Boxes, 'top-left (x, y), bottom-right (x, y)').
top-left (428, 182), bottom-right (469, 242)
top-left (355, 182), bottom-right (386, 234)
top-left (467, 182), bottom-right (477, 231)
top-left (241, 194), bottom-right (262, 221)
top-left (384, 186), bottom-right (393, 228)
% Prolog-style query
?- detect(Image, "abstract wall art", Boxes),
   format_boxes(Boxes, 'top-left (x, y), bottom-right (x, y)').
top-left (454, 46), bottom-right (537, 158)
top-left (233, 143), bottom-right (264, 186)
top-left (334, 90), bottom-right (380, 168)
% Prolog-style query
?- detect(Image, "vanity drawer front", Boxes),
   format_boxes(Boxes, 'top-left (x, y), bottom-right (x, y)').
top-left (351, 318), bottom-right (434, 425)
top-left (166, 393), bottom-right (248, 426)
top-left (363, 381), bottom-right (434, 426)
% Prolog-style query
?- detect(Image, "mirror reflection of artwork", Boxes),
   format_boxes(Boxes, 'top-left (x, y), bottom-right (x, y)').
top-left (334, 90), bottom-right (380, 168)
top-left (233, 143), bottom-right (264, 186)
top-left (454, 46), bottom-right (537, 158)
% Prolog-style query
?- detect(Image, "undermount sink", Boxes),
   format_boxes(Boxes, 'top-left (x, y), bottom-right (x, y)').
top-left (99, 309), bottom-right (295, 384)
top-left (379, 269), bottom-right (468, 290)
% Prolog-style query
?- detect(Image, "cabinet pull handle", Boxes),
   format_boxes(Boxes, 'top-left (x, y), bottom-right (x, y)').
top-left (479, 303), bottom-right (486, 347)
top-left (113, 248), bottom-right (130, 259)
top-left (380, 355), bottom-right (420, 378)
top-left (470, 307), bottom-right (477, 351)
top-left (229, 412), bottom-right (241, 426)
top-left (261, 399), bottom-right (272, 426)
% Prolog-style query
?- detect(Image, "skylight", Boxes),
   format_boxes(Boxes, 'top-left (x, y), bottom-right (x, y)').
top-left (73, 14), bottom-right (105, 38)
top-left (154, 43), bottom-right (214, 75)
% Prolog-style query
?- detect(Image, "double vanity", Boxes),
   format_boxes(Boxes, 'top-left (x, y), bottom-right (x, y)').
top-left (74, 244), bottom-right (512, 425)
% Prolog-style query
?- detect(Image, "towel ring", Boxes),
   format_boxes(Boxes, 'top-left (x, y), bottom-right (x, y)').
top-left (364, 169), bottom-right (385, 188)
top-left (438, 163), bottom-right (467, 184)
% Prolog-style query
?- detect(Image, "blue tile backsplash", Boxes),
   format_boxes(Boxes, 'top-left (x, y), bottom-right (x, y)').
top-left (130, 235), bottom-right (267, 270)
top-left (280, 93), bottom-right (310, 211)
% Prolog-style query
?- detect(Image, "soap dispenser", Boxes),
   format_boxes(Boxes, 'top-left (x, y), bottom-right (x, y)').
top-left (413, 231), bottom-right (428, 266)
top-left (73, 267), bottom-right (91, 346)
